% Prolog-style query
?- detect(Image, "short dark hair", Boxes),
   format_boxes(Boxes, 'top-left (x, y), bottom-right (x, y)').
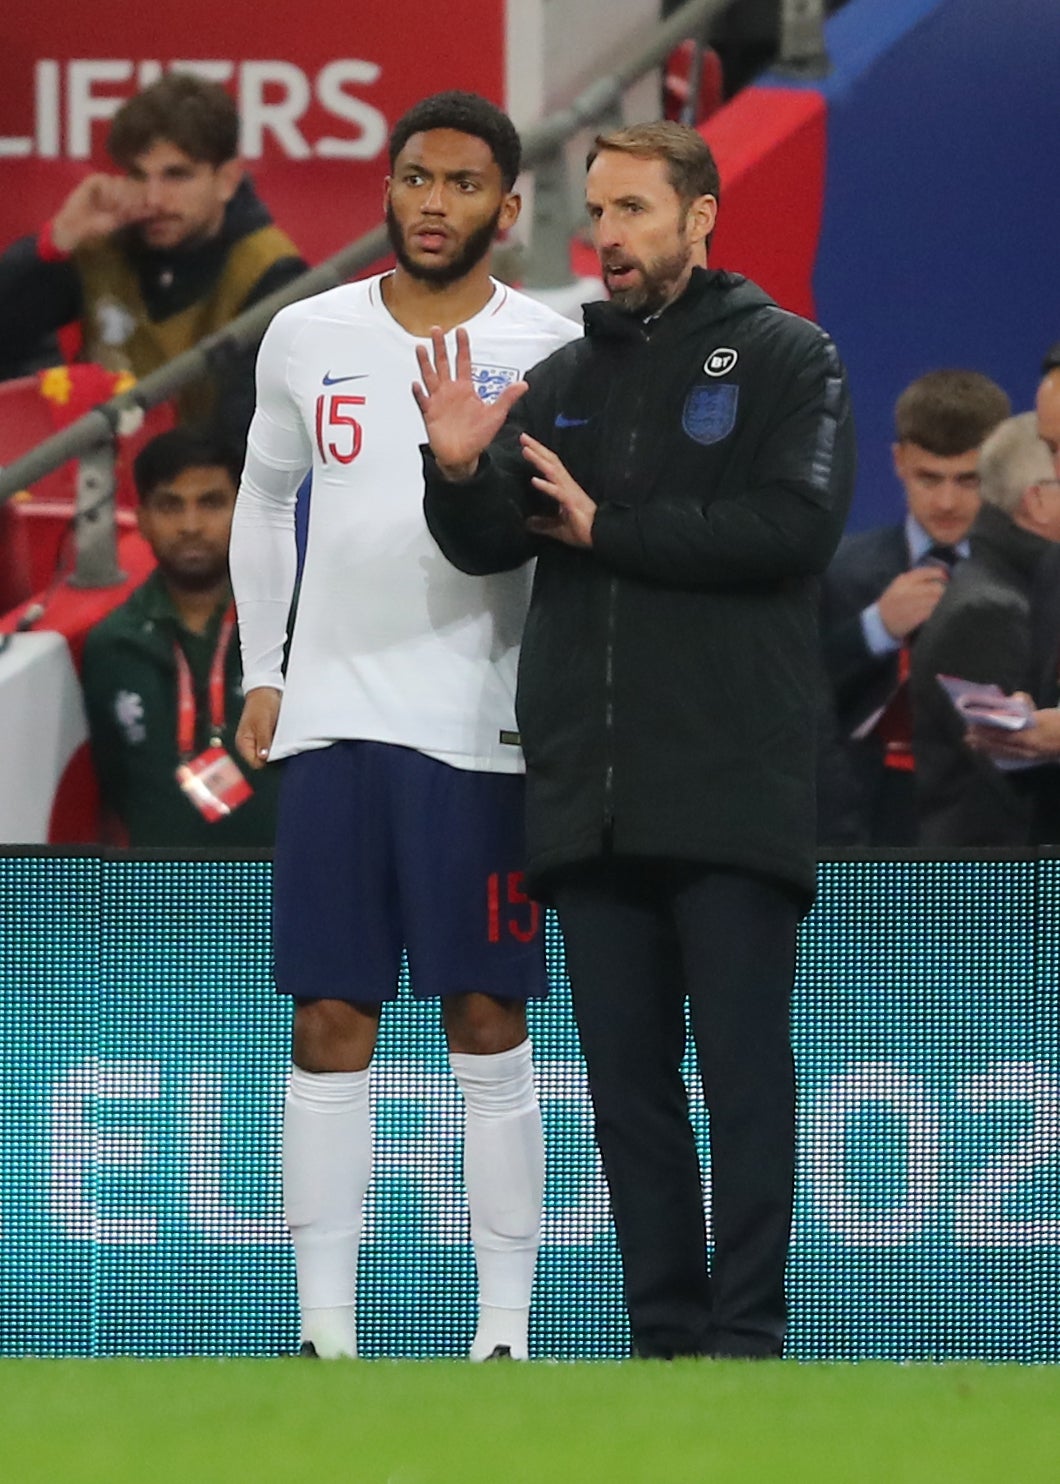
top-left (893, 370), bottom-right (1011, 456)
top-left (387, 91), bottom-right (521, 191)
top-left (133, 428), bottom-right (242, 504)
top-left (108, 73), bottom-right (240, 169)
top-left (587, 122), bottom-right (721, 210)
top-left (1041, 342), bottom-right (1060, 375)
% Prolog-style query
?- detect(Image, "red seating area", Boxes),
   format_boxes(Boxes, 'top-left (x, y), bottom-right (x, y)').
top-left (0, 368), bottom-right (174, 628)
top-left (663, 41), bottom-right (724, 127)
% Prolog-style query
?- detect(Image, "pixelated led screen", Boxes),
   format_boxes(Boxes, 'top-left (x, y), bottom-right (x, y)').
top-left (1, 851), bottom-right (1057, 1360)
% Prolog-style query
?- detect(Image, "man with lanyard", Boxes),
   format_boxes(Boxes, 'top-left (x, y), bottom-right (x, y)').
top-left (82, 427), bottom-right (278, 844)
top-left (229, 92), bottom-right (580, 1361)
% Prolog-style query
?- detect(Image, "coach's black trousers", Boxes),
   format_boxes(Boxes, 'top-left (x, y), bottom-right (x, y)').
top-left (553, 859), bottom-right (800, 1359)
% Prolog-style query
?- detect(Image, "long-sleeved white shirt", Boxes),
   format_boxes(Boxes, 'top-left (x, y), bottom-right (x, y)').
top-left (230, 274), bottom-right (580, 771)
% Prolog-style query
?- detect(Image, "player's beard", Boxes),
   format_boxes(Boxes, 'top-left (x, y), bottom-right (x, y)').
top-left (386, 200), bottom-right (502, 288)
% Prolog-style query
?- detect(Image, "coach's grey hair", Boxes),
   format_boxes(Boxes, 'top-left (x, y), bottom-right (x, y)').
top-left (977, 412), bottom-right (1055, 514)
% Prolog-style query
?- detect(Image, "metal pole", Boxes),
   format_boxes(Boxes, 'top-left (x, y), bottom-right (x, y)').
top-left (520, 151), bottom-right (576, 289)
top-left (68, 442), bottom-right (125, 589)
top-left (774, 0), bottom-right (831, 80)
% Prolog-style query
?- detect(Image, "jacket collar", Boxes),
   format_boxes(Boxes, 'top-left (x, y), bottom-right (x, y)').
top-left (969, 500), bottom-right (1055, 581)
top-left (135, 569), bottom-right (232, 637)
top-left (582, 267), bottom-right (766, 341)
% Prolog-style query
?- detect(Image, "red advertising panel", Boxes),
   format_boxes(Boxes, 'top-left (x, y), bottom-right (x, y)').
top-left (0, 1), bottom-right (506, 267)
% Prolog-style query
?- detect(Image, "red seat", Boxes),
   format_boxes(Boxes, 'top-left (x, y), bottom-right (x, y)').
top-left (663, 41), bottom-right (724, 126)
top-left (0, 367), bottom-right (175, 615)
top-left (0, 501), bottom-right (33, 613)
top-left (0, 374), bottom-right (75, 502)
top-left (0, 366), bottom-right (176, 508)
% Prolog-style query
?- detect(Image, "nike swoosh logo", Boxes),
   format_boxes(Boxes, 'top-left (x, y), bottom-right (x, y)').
top-left (554, 414), bottom-right (590, 428)
top-left (322, 372), bottom-right (368, 386)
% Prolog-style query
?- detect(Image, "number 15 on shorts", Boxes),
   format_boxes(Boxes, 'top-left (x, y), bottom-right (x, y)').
top-left (487, 871), bottom-right (539, 944)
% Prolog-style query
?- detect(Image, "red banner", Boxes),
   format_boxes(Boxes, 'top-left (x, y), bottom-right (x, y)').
top-left (0, 0), bottom-right (506, 268)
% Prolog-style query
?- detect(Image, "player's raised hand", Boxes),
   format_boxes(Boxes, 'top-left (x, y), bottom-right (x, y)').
top-left (50, 174), bottom-right (145, 254)
top-left (413, 326), bottom-right (527, 482)
top-left (235, 686), bottom-right (282, 770)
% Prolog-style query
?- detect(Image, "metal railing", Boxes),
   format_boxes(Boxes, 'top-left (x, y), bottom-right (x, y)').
top-left (775, 0), bottom-right (832, 79)
top-left (0, 0), bottom-right (829, 555)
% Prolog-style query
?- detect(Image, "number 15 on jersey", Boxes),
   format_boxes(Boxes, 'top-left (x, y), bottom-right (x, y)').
top-left (315, 394), bottom-right (365, 465)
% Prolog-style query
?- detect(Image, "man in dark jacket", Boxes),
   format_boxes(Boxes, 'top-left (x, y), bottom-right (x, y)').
top-left (416, 122), bottom-right (856, 1359)
top-left (965, 357), bottom-right (1060, 837)
top-left (910, 413), bottom-right (1060, 844)
top-left (817, 370), bottom-right (1011, 844)
top-left (81, 427), bottom-right (279, 845)
top-left (0, 73), bottom-right (305, 446)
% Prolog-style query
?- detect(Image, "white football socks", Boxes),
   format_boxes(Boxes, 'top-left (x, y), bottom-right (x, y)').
top-left (283, 1065), bottom-right (371, 1359)
top-left (449, 1038), bottom-right (544, 1361)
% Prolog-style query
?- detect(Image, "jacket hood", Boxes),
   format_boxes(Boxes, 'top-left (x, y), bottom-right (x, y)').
top-left (582, 267), bottom-right (776, 340)
top-left (220, 177), bottom-right (274, 243)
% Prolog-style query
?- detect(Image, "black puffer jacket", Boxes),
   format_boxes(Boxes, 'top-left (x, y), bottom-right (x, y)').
top-left (424, 269), bottom-right (856, 906)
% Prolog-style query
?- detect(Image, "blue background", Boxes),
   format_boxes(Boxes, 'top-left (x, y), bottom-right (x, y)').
top-left (763, 0), bottom-right (1060, 531)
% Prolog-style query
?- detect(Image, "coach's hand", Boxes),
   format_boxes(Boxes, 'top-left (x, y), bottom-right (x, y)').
top-left (413, 326), bottom-right (527, 482)
top-left (522, 434), bottom-right (597, 548)
top-left (235, 687), bottom-right (282, 770)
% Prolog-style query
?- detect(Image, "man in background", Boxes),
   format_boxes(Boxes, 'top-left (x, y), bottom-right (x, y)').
top-left (0, 73), bottom-right (305, 444)
top-left (230, 92), bottom-right (580, 1362)
top-left (910, 413), bottom-right (1060, 844)
top-left (818, 369), bottom-right (1010, 843)
top-left (965, 356), bottom-right (1060, 841)
top-left (82, 427), bottom-right (279, 845)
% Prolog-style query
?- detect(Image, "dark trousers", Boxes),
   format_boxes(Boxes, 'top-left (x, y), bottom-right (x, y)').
top-left (553, 859), bottom-right (800, 1359)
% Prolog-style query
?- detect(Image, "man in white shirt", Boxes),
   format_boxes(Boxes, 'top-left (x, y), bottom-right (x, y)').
top-left (229, 91), bottom-right (580, 1361)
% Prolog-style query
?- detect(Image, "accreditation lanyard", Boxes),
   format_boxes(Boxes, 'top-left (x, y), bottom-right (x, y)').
top-left (173, 605), bottom-right (235, 759)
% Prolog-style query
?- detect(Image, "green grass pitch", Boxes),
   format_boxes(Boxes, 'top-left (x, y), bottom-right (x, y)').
top-left (3, 1359), bottom-right (1058, 1483)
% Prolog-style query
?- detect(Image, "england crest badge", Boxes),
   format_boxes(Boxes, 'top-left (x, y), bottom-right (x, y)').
top-left (682, 384), bottom-right (739, 446)
top-left (471, 363), bottom-right (520, 405)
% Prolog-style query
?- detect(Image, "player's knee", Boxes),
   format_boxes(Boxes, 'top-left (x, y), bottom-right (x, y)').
top-left (292, 998), bottom-right (379, 1072)
top-left (443, 993), bottom-right (527, 1056)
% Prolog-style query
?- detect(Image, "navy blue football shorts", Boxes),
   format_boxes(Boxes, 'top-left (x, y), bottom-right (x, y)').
top-left (272, 740), bottom-right (548, 1004)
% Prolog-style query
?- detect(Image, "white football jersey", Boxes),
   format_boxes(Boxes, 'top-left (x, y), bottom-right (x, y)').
top-left (230, 274), bottom-right (581, 771)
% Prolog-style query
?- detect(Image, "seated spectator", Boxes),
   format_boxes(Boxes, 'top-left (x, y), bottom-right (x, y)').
top-left (818, 369), bottom-right (1010, 843)
top-left (910, 413), bottom-right (1060, 844)
top-left (81, 428), bottom-right (279, 845)
top-left (0, 73), bottom-right (306, 447)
